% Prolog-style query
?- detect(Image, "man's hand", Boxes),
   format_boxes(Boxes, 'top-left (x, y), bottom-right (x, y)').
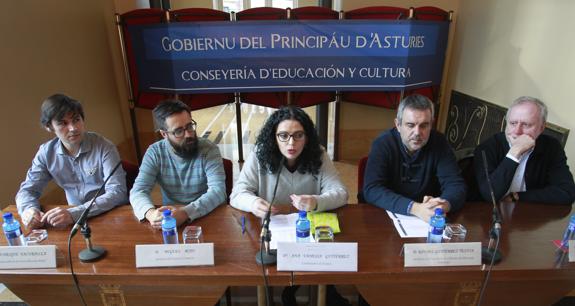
top-left (251, 198), bottom-right (277, 219)
top-left (22, 207), bottom-right (45, 229)
top-left (424, 197), bottom-right (451, 212)
top-left (41, 207), bottom-right (74, 228)
top-left (410, 201), bottom-right (437, 223)
top-left (146, 206), bottom-right (191, 230)
top-left (170, 206), bottom-right (190, 227)
top-left (508, 134), bottom-right (535, 159)
top-left (410, 197), bottom-right (450, 223)
top-left (290, 194), bottom-right (318, 212)
top-left (145, 207), bottom-right (165, 230)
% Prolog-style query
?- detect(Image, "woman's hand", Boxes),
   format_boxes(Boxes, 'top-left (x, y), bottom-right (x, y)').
top-left (290, 194), bottom-right (318, 212)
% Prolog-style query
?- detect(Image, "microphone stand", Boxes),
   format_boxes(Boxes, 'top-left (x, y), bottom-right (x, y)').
top-left (256, 157), bottom-right (284, 265)
top-left (71, 161), bottom-right (122, 262)
top-left (256, 209), bottom-right (277, 265)
top-left (480, 151), bottom-right (502, 264)
top-left (476, 151), bottom-right (505, 306)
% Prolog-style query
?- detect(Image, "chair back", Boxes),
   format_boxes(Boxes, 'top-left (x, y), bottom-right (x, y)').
top-left (357, 156), bottom-right (368, 203)
top-left (121, 160), bottom-right (139, 192)
top-left (455, 149), bottom-right (480, 201)
top-left (222, 158), bottom-right (233, 201)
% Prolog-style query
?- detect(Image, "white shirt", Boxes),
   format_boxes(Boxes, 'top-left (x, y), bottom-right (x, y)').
top-left (505, 149), bottom-right (533, 195)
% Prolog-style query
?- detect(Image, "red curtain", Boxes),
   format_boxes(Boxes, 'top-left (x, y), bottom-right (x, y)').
top-left (120, 9), bottom-right (172, 110)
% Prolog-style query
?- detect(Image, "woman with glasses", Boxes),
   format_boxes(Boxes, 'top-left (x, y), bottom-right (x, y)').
top-left (231, 105), bottom-right (348, 217)
top-left (230, 105), bottom-right (350, 306)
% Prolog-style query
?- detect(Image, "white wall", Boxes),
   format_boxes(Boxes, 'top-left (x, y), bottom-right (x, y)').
top-left (0, 1), bottom-right (128, 208)
top-left (448, 0), bottom-right (575, 169)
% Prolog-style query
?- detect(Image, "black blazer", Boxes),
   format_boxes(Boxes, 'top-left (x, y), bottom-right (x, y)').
top-left (474, 132), bottom-right (575, 204)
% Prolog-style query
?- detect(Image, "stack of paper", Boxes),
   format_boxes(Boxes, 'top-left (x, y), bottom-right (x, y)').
top-left (269, 213), bottom-right (315, 249)
top-left (386, 211), bottom-right (429, 238)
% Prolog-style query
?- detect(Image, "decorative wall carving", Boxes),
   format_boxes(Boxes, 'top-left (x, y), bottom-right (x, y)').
top-left (446, 91), bottom-right (505, 154)
top-left (446, 90), bottom-right (569, 156)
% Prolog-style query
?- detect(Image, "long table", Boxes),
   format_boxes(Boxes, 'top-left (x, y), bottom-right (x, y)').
top-left (294, 202), bottom-right (575, 306)
top-left (0, 204), bottom-right (291, 306)
top-left (2, 201), bottom-right (574, 306)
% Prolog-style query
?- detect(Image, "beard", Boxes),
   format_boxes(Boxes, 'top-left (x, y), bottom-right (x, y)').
top-left (169, 136), bottom-right (198, 159)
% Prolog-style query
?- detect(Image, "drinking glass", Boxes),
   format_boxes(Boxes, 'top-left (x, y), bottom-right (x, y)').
top-left (183, 226), bottom-right (203, 244)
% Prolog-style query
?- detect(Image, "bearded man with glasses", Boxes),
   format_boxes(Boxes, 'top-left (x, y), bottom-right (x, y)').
top-left (129, 100), bottom-right (226, 229)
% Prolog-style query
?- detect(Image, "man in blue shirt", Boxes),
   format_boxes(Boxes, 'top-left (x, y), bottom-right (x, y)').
top-left (363, 94), bottom-right (466, 222)
top-left (16, 94), bottom-right (127, 228)
top-left (129, 100), bottom-right (226, 229)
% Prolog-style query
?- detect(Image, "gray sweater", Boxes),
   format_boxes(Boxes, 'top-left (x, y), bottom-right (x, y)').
top-left (230, 150), bottom-right (348, 212)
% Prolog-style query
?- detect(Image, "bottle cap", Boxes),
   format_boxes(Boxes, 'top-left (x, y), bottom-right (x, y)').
top-left (434, 208), bottom-right (444, 215)
top-left (162, 210), bottom-right (172, 217)
top-left (298, 210), bottom-right (307, 218)
top-left (2, 212), bottom-right (13, 220)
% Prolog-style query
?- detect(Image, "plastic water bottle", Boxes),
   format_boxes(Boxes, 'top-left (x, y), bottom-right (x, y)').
top-left (427, 208), bottom-right (445, 243)
top-left (560, 215), bottom-right (575, 249)
top-left (296, 210), bottom-right (311, 243)
top-left (2, 212), bottom-right (26, 246)
top-left (161, 210), bottom-right (179, 244)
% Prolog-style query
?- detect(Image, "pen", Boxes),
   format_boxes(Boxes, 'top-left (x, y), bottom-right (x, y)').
top-left (241, 216), bottom-right (246, 234)
top-left (392, 212), bottom-right (408, 236)
top-left (397, 220), bottom-right (408, 236)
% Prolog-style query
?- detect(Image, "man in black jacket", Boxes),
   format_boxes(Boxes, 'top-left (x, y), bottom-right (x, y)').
top-left (474, 96), bottom-right (575, 204)
top-left (363, 94), bottom-right (466, 222)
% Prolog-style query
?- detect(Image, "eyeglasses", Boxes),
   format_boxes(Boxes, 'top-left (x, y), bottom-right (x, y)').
top-left (164, 120), bottom-right (197, 138)
top-left (276, 131), bottom-right (306, 142)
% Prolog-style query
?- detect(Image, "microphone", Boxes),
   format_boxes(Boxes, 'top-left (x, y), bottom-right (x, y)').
top-left (71, 160), bottom-right (122, 262)
top-left (256, 157), bottom-right (284, 265)
top-left (71, 161), bottom-right (122, 236)
top-left (480, 151), bottom-right (503, 264)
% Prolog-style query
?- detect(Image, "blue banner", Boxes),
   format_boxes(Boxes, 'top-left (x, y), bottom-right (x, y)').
top-left (127, 19), bottom-right (449, 93)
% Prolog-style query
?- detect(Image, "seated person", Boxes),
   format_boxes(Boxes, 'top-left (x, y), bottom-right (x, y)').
top-left (130, 100), bottom-right (226, 229)
top-left (230, 105), bottom-right (349, 306)
top-left (474, 96), bottom-right (575, 204)
top-left (363, 94), bottom-right (466, 222)
top-left (16, 94), bottom-right (127, 229)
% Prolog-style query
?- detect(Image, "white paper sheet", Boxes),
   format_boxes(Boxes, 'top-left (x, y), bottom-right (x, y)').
top-left (386, 210), bottom-right (429, 238)
top-left (269, 213), bottom-right (314, 249)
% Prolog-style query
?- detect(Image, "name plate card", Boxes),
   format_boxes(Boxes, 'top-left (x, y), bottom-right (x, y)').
top-left (277, 242), bottom-right (357, 272)
top-left (135, 243), bottom-right (214, 268)
top-left (569, 240), bottom-right (575, 262)
top-left (404, 242), bottom-right (481, 267)
top-left (0, 245), bottom-right (56, 269)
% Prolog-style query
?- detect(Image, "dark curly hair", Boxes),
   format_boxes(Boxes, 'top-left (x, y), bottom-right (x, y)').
top-left (255, 106), bottom-right (323, 175)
